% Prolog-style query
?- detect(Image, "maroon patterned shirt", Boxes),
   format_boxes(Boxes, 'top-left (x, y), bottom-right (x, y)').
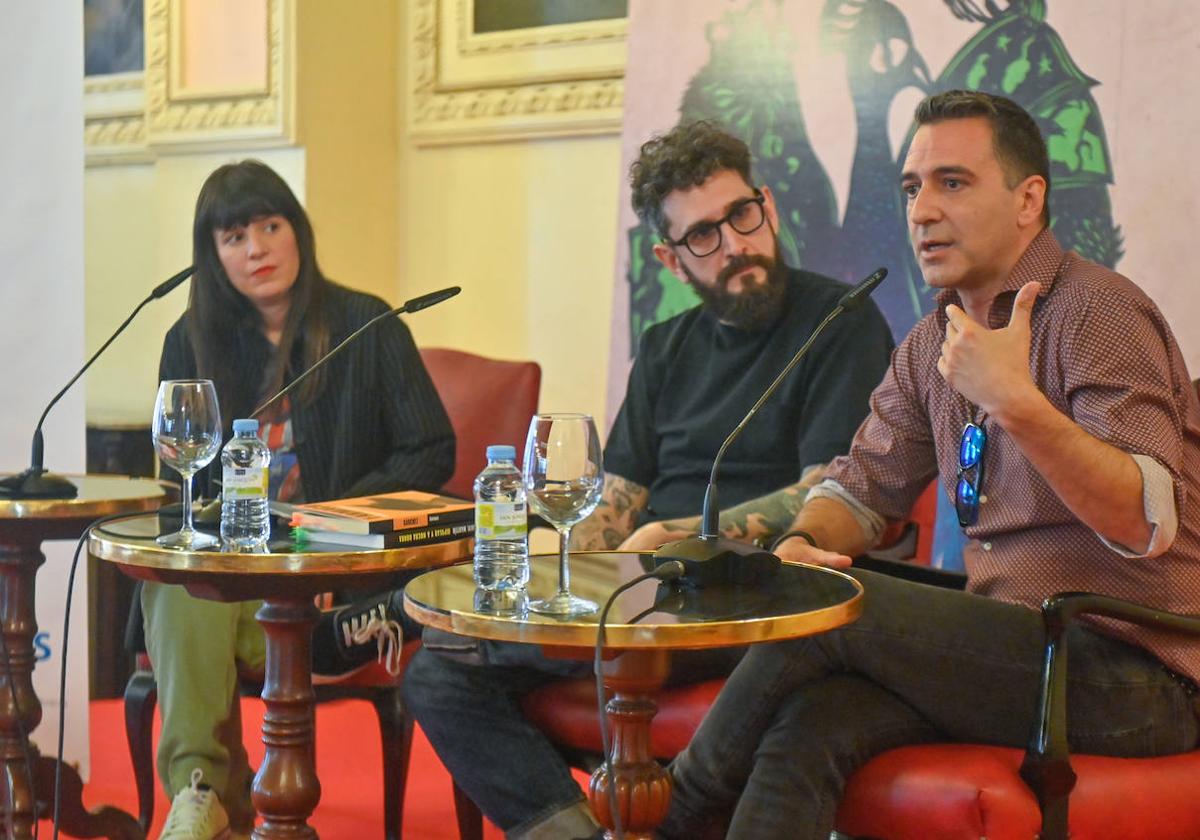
top-left (825, 229), bottom-right (1200, 683)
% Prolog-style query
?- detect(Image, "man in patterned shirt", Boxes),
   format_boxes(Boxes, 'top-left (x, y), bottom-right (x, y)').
top-left (659, 90), bottom-right (1200, 840)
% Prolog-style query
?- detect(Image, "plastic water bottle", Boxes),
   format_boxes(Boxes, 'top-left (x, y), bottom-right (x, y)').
top-left (220, 418), bottom-right (271, 551)
top-left (473, 445), bottom-right (529, 601)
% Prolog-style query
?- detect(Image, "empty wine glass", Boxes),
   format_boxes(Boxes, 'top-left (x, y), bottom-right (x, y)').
top-left (153, 379), bottom-right (222, 549)
top-left (523, 413), bottom-right (604, 617)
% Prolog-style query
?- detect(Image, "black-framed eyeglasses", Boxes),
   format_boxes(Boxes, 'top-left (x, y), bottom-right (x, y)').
top-left (955, 421), bottom-right (987, 527)
top-left (663, 190), bottom-right (767, 258)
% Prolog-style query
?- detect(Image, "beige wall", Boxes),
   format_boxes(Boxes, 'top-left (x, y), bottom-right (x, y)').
top-left (85, 2), bottom-right (622, 445)
top-left (296, 0), bottom-right (399, 302)
top-left (397, 135), bottom-right (620, 436)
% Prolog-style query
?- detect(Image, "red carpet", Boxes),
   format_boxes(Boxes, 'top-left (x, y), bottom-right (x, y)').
top-left (42, 697), bottom-right (590, 838)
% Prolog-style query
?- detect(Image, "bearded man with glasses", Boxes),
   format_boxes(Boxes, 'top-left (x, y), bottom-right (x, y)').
top-left (403, 120), bottom-right (895, 840)
top-left (658, 90), bottom-right (1200, 840)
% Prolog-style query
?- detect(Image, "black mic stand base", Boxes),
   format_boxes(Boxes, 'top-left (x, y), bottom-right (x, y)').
top-left (0, 469), bottom-right (79, 500)
top-left (652, 535), bottom-right (780, 589)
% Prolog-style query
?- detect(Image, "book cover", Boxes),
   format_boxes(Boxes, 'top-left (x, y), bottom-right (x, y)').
top-left (294, 521), bottom-right (475, 549)
top-left (291, 489), bottom-right (474, 534)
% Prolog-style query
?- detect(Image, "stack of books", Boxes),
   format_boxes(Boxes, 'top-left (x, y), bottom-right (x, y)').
top-left (290, 490), bottom-right (474, 549)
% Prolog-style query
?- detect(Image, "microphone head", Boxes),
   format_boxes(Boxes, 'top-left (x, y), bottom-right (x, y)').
top-left (404, 286), bottom-right (461, 313)
top-left (838, 266), bottom-right (888, 311)
top-left (151, 266), bottom-right (196, 299)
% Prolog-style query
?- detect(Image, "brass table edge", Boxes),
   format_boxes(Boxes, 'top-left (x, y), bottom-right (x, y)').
top-left (403, 563), bottom-right (864, 650)
top-left (89, 523), bottom-right (474, 575)
top-left (0, 475), bottom-right (168, 520)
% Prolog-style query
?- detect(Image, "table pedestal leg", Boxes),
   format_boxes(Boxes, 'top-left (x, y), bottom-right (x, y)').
top-left (587, 649), bottom-right (671, 840)
top-left (0, 537), bottom-right (142, 840)
top-left (0, 539), bottom-right (45, 839)
top-left (252, 598), bottom-right (320, 840)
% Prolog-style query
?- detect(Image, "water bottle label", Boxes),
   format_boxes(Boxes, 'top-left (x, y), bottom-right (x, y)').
top-left (223, 466), bottom-right (268, 499)
top-left (476, 501), bottom-right (527, 540)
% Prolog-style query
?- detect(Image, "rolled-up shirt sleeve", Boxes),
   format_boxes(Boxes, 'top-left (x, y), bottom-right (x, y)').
top-left (1098, 454), bottom-right (1178, 558)
top-left (806, 479), bottom-right (888, 547)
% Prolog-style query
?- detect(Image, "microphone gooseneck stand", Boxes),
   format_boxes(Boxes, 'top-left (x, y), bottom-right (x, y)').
top-left (0, 265), bottom-right (195, 500)
top-left (651, 267), bottom-right (888, 589)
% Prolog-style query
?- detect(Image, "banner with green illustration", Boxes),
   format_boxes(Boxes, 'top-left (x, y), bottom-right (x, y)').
top-left (610, 0), bottom-right (1200, 405)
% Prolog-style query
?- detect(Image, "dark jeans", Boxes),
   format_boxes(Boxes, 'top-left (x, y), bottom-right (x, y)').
top-left (402, 633), bottom-right (744, 835)
top-left (660, 569), bottom-right (1200, 840)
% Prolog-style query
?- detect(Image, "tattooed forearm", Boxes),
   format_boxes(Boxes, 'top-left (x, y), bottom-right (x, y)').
top-left (640, 466), bottom-right (824, 545)
top-left (717, 482), bottom-right (810, 543)
top-left (570, 473), bottom-right (650, 550)
top-left (709, 465), bottom-right (825, 542)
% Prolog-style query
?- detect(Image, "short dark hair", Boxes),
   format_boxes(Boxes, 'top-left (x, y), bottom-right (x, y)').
top-left (914, 90), bottom-right (1051, 224)
top-left (629, 120), bottom-right (753, 237)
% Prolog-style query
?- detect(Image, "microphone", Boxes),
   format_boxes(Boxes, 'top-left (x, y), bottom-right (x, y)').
top-left (652, 267), bottom-right (888, 588)
top-left (151, 265), bottom-right (197, 300)
top-left (836, 265), bottom-right (887, 312)
top-left (249, 285), bottom-right (461, 419)
top-left (0, 266), bottom-right (195, 500)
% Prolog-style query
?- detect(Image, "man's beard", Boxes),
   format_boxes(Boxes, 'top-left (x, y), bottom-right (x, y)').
top-left (684, 251), bottom-right (787, 331)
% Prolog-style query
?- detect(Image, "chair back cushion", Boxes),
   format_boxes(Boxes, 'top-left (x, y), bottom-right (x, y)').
top-left (419, 348), bottom-right (541, 500)
top-left (522, 677), bottom-right (724, 759)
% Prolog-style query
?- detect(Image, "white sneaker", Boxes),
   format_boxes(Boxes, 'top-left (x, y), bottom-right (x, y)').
top-left (159, 768), bottom-right (232, 840)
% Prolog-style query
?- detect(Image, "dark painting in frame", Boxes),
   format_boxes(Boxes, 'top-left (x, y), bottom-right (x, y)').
top-left (85, 0), bottom-right (144, 76)
top-left (474, 0), bottom-right (627, 35)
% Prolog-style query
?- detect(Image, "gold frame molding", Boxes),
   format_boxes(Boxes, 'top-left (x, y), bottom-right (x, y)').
top-left (409, 0), bottom-right (627, 146)
top-left (166, 0), bottom-right (272, 102)
top-left (85, 0), bottom-right (294, 166)
top-left (85, 71), bottom-right (149, 166)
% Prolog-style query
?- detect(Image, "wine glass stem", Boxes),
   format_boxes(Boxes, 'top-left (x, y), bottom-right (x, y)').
top-left (557, 526), bottom-right (572, 596)
top-left (180, 471), bottom-right (195, 535)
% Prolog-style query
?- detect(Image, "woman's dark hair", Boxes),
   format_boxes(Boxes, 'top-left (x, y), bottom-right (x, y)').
top-left (629, 120), bottom-right (754, 237)
top-left (188, 160), bottom-right (331, 418)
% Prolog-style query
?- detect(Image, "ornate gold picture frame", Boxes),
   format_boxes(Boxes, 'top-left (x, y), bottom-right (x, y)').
top-left (408, 0), bottom-right (628, 146)
top-left (85, 0), bottom-right (293, 166)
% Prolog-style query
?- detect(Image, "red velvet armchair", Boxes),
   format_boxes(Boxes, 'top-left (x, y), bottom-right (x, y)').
top-left (835, 592), bottom-right (1200, 840)
top-left (418, 347), bottom-right (542, 500)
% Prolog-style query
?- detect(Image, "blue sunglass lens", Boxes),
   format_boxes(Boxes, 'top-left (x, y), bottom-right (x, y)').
top-left (959, 423), bottom-right (986, 468)
top-left (955, 475), bottom-right (979, 526)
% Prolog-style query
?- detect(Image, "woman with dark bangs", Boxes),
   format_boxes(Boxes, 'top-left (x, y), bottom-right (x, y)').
top-left (144, 160), bottom-right (454, 840)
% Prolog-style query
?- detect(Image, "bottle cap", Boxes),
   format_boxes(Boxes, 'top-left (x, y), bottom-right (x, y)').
top-left (232, 418), bottom-right (259, 434)
top-left (486, 444), bottom-right (516, 461)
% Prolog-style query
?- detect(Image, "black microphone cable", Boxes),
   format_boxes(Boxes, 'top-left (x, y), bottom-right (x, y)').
top-left (48, 510), bottom-right (147, 840)
top-left (592, 559), bottom-right (685, 840)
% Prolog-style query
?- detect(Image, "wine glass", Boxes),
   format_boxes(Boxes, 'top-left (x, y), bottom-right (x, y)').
top-left (153, 379), bottom-right (222, 549)
top-left (523, 413), bottom-right (604, 617)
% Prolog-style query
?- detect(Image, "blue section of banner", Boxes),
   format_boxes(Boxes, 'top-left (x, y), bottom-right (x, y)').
top-left (931, 493), bottom-right (968, 572)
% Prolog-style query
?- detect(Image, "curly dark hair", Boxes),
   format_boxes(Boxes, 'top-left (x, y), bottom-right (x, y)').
top-left (629, 120), bottom-right (753, 237)
top-left (915, 89), bottom-right (1051, 224)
